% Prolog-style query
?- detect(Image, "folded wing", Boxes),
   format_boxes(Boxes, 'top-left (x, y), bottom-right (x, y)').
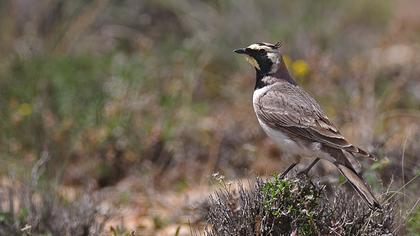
top-left (255, 83), bottom-right (376, 160)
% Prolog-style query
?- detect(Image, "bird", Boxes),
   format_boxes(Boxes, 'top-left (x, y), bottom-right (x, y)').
top-left (233, 42), bottom-right (381, 209)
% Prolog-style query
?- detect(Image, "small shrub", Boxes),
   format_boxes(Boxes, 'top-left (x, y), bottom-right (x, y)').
top-left (204, 175), bottom-right (394, 236)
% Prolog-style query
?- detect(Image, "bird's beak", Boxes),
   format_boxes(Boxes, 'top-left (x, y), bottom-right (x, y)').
top-left (233, 48), bottom-right (247, 54)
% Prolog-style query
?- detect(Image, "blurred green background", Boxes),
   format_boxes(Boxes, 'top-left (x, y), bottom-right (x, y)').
top-left (0, 0), bottom-right (419, 235)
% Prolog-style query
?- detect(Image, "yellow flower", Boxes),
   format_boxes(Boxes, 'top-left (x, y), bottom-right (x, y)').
top-left (17, 103), bottom-right (32, 117)
top-left (291, 59), bottom-right (309, 77)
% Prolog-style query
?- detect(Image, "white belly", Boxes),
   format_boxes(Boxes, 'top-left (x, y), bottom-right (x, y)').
top-left (258, 120), bottom-right (302, 155)
top-left (259, 121), bottom-right (335, 162)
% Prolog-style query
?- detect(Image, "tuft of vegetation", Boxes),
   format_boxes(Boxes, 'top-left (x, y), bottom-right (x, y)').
top-left (204, 175), bottom-right (394, 236)
top-left (261, 175), bottom-right (323, 235)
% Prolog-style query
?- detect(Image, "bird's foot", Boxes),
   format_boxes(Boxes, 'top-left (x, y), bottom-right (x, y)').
top-left (279, 162), bottom-right (298, 179)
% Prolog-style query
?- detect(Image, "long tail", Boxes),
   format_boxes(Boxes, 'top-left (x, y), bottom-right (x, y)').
top-left (336, 163), bottom-right (381, 209)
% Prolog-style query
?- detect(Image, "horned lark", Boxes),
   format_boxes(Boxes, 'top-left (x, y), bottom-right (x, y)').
top-left (234, 42), bottom-right (380, 209)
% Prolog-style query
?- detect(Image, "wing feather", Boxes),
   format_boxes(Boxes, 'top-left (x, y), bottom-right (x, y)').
top-left (255, 83), bottom-right (375, 160)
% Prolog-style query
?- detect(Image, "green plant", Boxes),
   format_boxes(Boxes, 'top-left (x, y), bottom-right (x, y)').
top-left (205, 175), bottom-right (394, 236)
top-left (261, 175), bottom-right (322, 235)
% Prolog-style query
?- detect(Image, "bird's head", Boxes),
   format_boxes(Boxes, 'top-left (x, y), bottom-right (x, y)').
top-left (234, 42), bottom-right (283, 75)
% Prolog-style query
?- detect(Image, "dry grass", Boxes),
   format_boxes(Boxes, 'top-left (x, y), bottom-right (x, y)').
top-left (0, 153), bottom-right (109, 235)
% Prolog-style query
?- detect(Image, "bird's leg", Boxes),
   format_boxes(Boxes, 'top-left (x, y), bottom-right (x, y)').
top-left (297, 158), bottom-right (320, 176)
top-left (279, 162), bottom-right (298, 179)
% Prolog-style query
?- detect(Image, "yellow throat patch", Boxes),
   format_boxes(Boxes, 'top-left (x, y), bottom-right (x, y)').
top-left (245, 56), bottom-right (260, 70)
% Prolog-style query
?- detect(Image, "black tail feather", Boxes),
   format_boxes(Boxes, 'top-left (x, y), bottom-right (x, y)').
top-left (336, 164), bottom-right (381, 209)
